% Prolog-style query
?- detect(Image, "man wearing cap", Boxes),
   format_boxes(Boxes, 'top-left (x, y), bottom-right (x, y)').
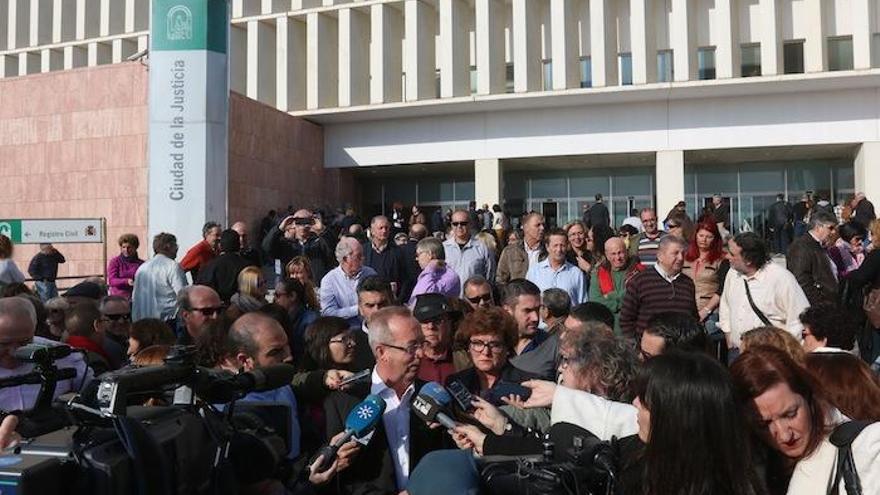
top-left (196, 229), bottom-right (256, 303)
top-left (412, 293), bottom-right (461, 384)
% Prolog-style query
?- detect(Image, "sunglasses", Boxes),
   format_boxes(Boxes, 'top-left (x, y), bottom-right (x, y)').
top-left (191, 306), bottom-right (224, 316)
top-left (451, 222), bottom-right (469, 227)
top-left (466, 293), bottom-right (492, 304)
top-left (101, 313), bottom-right (131, 322)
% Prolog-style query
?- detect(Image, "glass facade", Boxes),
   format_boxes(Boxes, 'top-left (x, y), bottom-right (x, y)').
top-left (360, 175), bottom-right (475, 219)
top-left (741, 43), bottom-right (761, 77)
top-left (698, 47), bottom-right (716, 80)
top-left (504, 167), bottom-right (654, 228)
top-left (619, 53), bottom-right (633, 85)
top-left (684, 160), bottom-right (854, 241)
top-left (828, 36), bottom-right (854, 71)
top-left (657, 50), bottom-right (673, 82)
top-left (784, 40), bottom-right (805, 74)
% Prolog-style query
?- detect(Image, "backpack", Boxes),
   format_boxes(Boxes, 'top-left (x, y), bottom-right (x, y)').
top-left (827, 420), bottom-right (873, 495)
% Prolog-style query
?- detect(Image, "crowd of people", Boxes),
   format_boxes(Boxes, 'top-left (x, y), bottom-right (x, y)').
top-left (0, 191), bottom-right (877, 495)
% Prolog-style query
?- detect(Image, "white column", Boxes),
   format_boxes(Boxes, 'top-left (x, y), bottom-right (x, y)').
top-left (513, 0), bottom-right (541, 92)
top-left (54, 0), bottom-right (76, 42)
top-left (307, 12), bottom-right (338, 109)
top-left (276, 16), bottom-right (307, 111)
top-left (803, 0), bottom-right (825, 72)
top-left (338, 7), bottom-right (370, 106)
top-left (31, 0), bottom-right (53, 46)
top-left (111, 37), bottom-right (136, 62)
top-left (87, 40), bottom-right (111, 66)
top-left (759, 0), bottom-right (782, 75)
top-left (63, 45), bottom-right (87, 69)
top-left (656, 150), bottom-right (685, 221)
top-left (671, 0), bottom-right (696, 81)
top-left (550, 0), bottom-right (579, 89)
top-left (247, 20), bottom-right (277, 106)
top-left (630, 0), bottom-right (657, 85)
top-left (475, 159), bottom-right (502, 209)
top-left (404, 0), bottom-right (436, 101)
top-left (18, 52), bottom-right (39, 75)
top-left (854, 143), bottom-right (880, 206)
top-left (40, 47), bottom-right (62, 72)
top-left (476, 0), bottom-right (505, 95)
top-left (714, 0), bottom-right (739, 78)
top-left (370, 3), bottom-right (403, 104)
top-left (77, 0), bottom-right (100, 39)
top-left (0, 56), bottom-right (11, 77)
top-left (440, 0), bottom-right (469, 97)
top-left (7, 0), bottom-right (23, 49)
top-left (590, 0), bottom-right (618, 87)
top-left (852, 0), bottom-right (872, 70)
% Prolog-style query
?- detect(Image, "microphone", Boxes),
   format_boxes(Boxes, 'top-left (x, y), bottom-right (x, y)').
top-left (311, 394), bottom-right (386, 473)
top-left (14, 343), bottom-right (74, 363)
top-left (412, 382), bottom-right (456, 430)
top-left (195, 364), bottom-right (297, 403)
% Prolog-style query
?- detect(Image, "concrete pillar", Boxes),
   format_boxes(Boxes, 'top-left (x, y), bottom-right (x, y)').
top-left (0, 56), bottom-right (11, 77)
top-left (630, 0), bottom-right (656, 85)
top-left (513, 0), bottom-right (541, 92)
top-left (8, 0), bottom-right (29, 49)
top-left (852, 0), bottom-right (872, 70)
top-left (440, 0), bottom-right (470, 97)
top-left (111, 37), bottom-right (136, 62)
top-left (671, 0), bottom-right (696, 82)
top-left (475, 159), bottom-right (502, 209)
top-left (63, 44), bottom-right (87, 69)
top-left (758, 0), bottom-right (782, 75)
top-left (370, 3), bottom-right (403, 104)
top-left (550, 0), bottom-right (579, 90)
top-left (803, 0), bottom-right (825, 72)
top-left (18, 51), bottom-right (39, 75)
top-left (656, 151), bottom-right (685, 220)
top-left (247, 19), bottom-right (277, 106)
top-left (87, 40), bottom-right (111, 66)
top-left (54, 0), bottom-right (76, 42)
top-left (276, 16), bottom-right (307, 111)
top-left (31, 0), bottom-right (53, 46)
top-left (230, 24), bottom-right (247, 93)
top-left (714, 0), bottom-right (739, 78)
top-left (854, 143), bottom-right (880, 206)
top-left (404, 0), bottom-right (436, 101)
top-left (590, 0), bottom-right (618, 87)
top-left (307, 12), bottom-right (338, 109)
top-left (40, 47), bottom-right (62, 72)
top-left (77, 0), bottom-right (100, 39)
top-left (338, 7), bottom-right (370, 106)
top-left (475, 0), bottom-right (505, 95)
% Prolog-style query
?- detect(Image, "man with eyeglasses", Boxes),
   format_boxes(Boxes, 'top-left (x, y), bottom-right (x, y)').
top-left (324, 306), bottom-right (451, 494)
top-left (132, 233), bottom-right (188, 324)
top-left (412, 293), bottom-right (459, 384)
top-left (786, 210), bottom-right (840, 305)
top-left (627, 208), bottom-right (666, 266)
top-left (443, 210), bottom-right (495, 295)
top-left (261, 208), bottom-right (335, 283)
top-left (463, 275), bottom-right (495, 310)
top-left (177, 285), bottom-right (223, 346)
top-left (0, 297), bottom-right (93, 413)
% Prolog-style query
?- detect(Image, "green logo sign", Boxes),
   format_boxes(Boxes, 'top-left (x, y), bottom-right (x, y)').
top-left (0, 220), bottom-right (22, 243)
top-left (152, 0), bottom-right (227, 53)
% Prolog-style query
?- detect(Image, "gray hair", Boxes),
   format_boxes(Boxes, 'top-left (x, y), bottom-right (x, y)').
top-left (562, 325), bottom-right (638, 402)
top-left (0, 297), bottom-right (37, 332)
top-left (99, 295), bottom-right (129, 313)
top-left (367, 306), bottom-right (413, 352)
top-left (416, 237), bottom-right (445, 261)
top-left (658, 235), bottom-right (687, 253)
top-left (335, 237), bottom-right (361, 264)
top-left (44, 297), bottom-right (70, 312)
top-left (542, 288), bottom-right (571, 318)
top-left (371, 215), bottom-right (390, 227)
top-left (463, 274), bottom-right (490, 292)
top-left (809, 211), bottom-right (838, 230)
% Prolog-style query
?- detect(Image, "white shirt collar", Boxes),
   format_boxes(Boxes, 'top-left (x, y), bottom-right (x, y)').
top-left (370, 367), bottom-right (416, 400)
top-left (653, 263), bottom-right (681, 283)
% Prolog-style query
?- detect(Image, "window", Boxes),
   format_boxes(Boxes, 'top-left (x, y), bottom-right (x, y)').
top-left (741, 43), bottom-right (761, 77)
top-left (470, 66), bottom-right (477, 95)
top-left (698, 47), bottom-right (716, 80)
top-left (505, 63), bottom-right (514, 93)
top-left (434, 68), bottom-right (441, 98)
top-left (828, 36), bottom-right (854, 71)
top-left (542, 60), bottom-right (553, 90)
top-left (657, 49), bottom-right (673, 82)
top-left (580, 57), bottom-right (592, 88)
top-left (784, 40), bottom-right (804, 74)
top-left (619, 53), bottom-right (632, 85)
top-left (872, 33), bottom-right (880, 68)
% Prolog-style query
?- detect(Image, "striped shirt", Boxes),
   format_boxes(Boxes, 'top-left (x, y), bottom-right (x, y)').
top-left (619, 264), bottom-right (699, 339)
top-left (635, 231), bottom-right (667, 266)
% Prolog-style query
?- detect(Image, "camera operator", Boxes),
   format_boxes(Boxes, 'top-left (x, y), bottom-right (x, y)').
top-left (0, 297), bottom-right (92, 412)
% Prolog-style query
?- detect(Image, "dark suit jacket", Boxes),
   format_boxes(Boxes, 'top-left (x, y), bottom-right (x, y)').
top-left (195, 252), bottom-right (255, 302)
top-left (445, 362), bottom-right (538, 397)
top-left (323, 379), bottom-right (452, 495)
top-left (787, 233), bottom-right (838, 305)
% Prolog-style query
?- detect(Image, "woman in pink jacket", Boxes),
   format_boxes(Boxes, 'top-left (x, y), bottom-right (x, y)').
top-left (409, 237), bottom-right (461, 305)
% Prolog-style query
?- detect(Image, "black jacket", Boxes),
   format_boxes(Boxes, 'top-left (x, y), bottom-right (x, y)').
top-left (261, 229), bottom-right (335, 282)
top-left (589, 202), bottom-right (611, 230)
top-left (786, 233), bottom-right (838, 305)
top-left (854, 199), bottom-right (877, 229)
top-left (195, 252), bottom-right (255, 302)
top-left (445, 362), bottom-right (537, 397)
top-left (323, 379), bottom-right (452, 495)
top-left (363, 242), bottom-right (407, 292)
top-left (767, 200), bottom-right (793, 228)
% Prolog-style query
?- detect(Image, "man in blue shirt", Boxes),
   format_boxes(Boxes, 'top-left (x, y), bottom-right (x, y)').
top-left (223, 312), bottom-right (301, 460)
top-left (525, 229), bottom-right (587, 305)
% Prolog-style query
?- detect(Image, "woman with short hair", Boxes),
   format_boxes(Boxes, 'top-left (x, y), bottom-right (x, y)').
top-left (107, 233), bottom-right (144, 299)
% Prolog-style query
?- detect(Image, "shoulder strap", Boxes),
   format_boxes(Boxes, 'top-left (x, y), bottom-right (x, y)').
top-left (827, 421), bottom-right (873, 495)
top-left (743, 279), bottom-right (772, 326)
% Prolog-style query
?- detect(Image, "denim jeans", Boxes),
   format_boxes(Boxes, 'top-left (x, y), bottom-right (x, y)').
top-left (34, 281), bottom-right (58, 302)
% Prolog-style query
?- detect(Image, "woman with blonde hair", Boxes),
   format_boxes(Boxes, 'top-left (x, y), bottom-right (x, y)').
top-left (740, 325), bottom-right (806, 365)
top-left (285, 256), bottom-right (320, 310)
top-left (230, 266), bottom-right (267, 314)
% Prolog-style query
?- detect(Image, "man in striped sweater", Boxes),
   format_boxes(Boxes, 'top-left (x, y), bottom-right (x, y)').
top-left (619, 236), bottom-right (699, 340)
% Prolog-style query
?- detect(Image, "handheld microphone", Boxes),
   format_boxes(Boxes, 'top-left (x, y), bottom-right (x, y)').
top-left (412, 382), bottom-right (456, 430)
top-left (311, 394), bottom-right (386, 473)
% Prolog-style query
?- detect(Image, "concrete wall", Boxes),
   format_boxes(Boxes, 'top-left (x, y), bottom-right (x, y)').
top-left (0, 62), bottom-right (149, 286)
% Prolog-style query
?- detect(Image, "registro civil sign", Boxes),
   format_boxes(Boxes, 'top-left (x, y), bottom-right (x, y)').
top-left (0, 219), bottom-right (104, 244)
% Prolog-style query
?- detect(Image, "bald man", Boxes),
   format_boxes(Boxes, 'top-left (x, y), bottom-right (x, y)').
top-left (261, 208), bottom-right (335, 281)
top-left (231, 220), bottom-right (261, 267)
top-left (588, 237), bottom-right (645, 333)
top-left (177, 285), bottom-right (223, 345)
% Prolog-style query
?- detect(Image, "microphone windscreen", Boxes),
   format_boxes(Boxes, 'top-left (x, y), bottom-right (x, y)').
top-left (248, 363), bottom-right (297, 391)
top-left (419, 382), bottom-right (453, 407)
top-left (344, 394), bottom-right (386, 437)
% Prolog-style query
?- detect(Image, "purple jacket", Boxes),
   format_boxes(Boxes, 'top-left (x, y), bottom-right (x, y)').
top-left (408, 261), bottom-right (461, 305)
top-left (107, 254), bottom-right (144, 299)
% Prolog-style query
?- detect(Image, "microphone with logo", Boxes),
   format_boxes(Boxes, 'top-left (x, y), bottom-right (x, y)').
top-left (311, 394), bottom-right (386, 473)
top-left (412, 382), bottom-right (457, 429)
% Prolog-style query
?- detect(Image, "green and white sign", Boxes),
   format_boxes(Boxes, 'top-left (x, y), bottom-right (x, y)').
top-left (0, 219), bottom-right (104, 244)
top-left (148, 0), bottom-right (229, 252)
